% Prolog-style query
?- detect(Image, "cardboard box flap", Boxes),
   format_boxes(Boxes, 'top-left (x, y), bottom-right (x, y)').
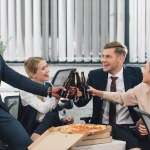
top-left (28, 128), bottom-right (87, 150)
top-left (76, 136), bottom-right (112, 147)
top-left (84, 132), bottom-right (110, 140)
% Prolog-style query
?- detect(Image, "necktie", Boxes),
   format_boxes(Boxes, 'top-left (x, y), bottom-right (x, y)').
top-left (109, 76), bottom-right (118, 126)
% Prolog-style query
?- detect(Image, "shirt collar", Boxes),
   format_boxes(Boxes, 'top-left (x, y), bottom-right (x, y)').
top-left (108, 67), bottom-right (123, 79)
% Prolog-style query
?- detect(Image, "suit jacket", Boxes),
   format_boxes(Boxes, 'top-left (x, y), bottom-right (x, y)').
top-left (74, 66), bottom-right (143, 124)
top-left (0, 55), bottom-right (49, 112)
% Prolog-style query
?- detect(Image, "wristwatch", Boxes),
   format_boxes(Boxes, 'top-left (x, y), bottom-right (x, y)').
top-left (48, 87), bottom-right (52, 98)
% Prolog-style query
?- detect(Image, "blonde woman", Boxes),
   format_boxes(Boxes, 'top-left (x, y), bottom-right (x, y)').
top-left (0, 54), bottom-right (63, 149)
top-left (19, 57), bottom-right (73, 141)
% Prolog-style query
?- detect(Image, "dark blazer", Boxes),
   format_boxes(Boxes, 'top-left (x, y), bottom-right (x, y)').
top-left (74, 66), bottom-right (143, 124)
top-left (18, 82), bottom-right (53, 135)
top-left (0, 55), bottom-right (49, 112)
top-left (17, 95), bottom-right (37, 135)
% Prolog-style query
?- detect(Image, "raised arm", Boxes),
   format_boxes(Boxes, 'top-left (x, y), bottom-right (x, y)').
top-left (87, 85), bottom-right (139, 107)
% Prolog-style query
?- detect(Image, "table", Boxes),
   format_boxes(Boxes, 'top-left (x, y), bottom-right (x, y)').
top-left (72, 139), bottom-right (126, 150)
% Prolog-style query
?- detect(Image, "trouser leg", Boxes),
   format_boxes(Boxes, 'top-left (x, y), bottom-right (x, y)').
top-left (0, 108), bottom-right (32, 150)
top-left (34, 111), bottom-right (62, 135)
top-left (112, 125), bottom-right (141, 150)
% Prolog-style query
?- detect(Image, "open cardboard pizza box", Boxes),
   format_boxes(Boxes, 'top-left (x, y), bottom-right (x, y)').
top-left (28, 124), bottom-right (112, 150)
top-left (28, 127), bottom-right (87, 150)
top-left (76, 125), bottom-right (112, 147)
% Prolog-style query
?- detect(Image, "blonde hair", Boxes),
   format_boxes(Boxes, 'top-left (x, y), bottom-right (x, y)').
top-left (24, 57), bottom-right (44, 78)
top-left (104, 41), bottom-right (128, 57)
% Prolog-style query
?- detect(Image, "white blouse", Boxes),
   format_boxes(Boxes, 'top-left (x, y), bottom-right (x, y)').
top-left (20, 90), bottom-right (59, 122)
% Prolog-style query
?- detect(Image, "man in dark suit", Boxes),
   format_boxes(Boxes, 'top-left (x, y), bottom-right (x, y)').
top-left (74, 41), bottom-right (143, 150)
top-left (0, 55), bottom-right (63, 150)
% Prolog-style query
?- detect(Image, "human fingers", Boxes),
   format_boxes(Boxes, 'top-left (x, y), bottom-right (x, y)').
top-left (66, 117), bottom-right (74, 124)
top-left (52, 86), bottom-right (65, 93)
top-left (76, 88), bottom-right (82, 97)
top-left (138, 125), bottom-right (148, 135)
top-left (87, 86), bottom-right (98, 96)
top-left (52, 86), bottom-right (66, 98)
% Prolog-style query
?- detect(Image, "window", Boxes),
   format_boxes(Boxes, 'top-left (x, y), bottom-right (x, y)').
top-left (0, 0), bottom-right (149, 63)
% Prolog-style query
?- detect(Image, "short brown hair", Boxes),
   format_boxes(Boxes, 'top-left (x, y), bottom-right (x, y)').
top-left (24, 57), bottom-right (44, 78)
top-left (104, 41), bottom-right (128, 57)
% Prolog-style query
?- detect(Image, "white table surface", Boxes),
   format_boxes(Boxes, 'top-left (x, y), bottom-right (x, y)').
top-left (72, 139), bottom-right (126, 150)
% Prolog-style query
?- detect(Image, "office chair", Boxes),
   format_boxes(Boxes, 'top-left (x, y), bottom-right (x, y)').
top-left (4, 96), bottom-right (19, 119)
top-left (80, 116), bottom-right (92, 123)
top-left (51, 68), bottom-right (76, 86)
top-left (0, 96), bottom-right (19, 149)
top-left (134, 107), bottom-right (150, 140)
top-left (51, 68), bottom-right (76, 110)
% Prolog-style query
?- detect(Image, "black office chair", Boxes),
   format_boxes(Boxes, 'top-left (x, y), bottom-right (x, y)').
top-left (80, 116), bottom-right (92, 123)
top-left (4, 96), bottom-right (19, 119)
top-left (134, 107), bottom-right (150, 139)
top-left (0, 95), bottom-right (19, 149)
top-left (51, 68), bottom-right (76, 110)
top-left (51, 68), bottom-right (76, 86)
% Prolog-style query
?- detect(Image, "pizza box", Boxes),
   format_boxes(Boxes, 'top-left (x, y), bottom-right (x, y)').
top-left (55, 124), bottom-right (111, 136)
top-left (87, 125), bottom-right (112, 138)
top-left (84, 131), bottom-right (110, 140)
top-left (83, 125), bottom-right (112, 139)
top-left (76, 126), bottom-right (112, 146)
top-left (55, 124), bottom-right (111, 141)
top-left (28, 127), bottom-right (88, 150)
top-left (76, 136), bottom-right (112, 146)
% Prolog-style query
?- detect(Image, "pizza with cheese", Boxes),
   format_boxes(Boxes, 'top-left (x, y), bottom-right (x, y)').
top-left (59, 123), bottom-right (106, 134)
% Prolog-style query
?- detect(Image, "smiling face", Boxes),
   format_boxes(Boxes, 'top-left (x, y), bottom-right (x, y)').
top-left (32, 60), bottom-right (49, 83)
top-left (24, 57), bottom-right (50, 84)
top-left (142, 61), bottom-right (150, 85)
top-left (102, 48), bottom-right (125, 75)
top-left (101, 41), bottom-right (127, 75)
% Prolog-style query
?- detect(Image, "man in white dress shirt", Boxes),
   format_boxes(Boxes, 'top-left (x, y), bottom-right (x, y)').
top-left (74, 41), bottom-right (143, 150)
